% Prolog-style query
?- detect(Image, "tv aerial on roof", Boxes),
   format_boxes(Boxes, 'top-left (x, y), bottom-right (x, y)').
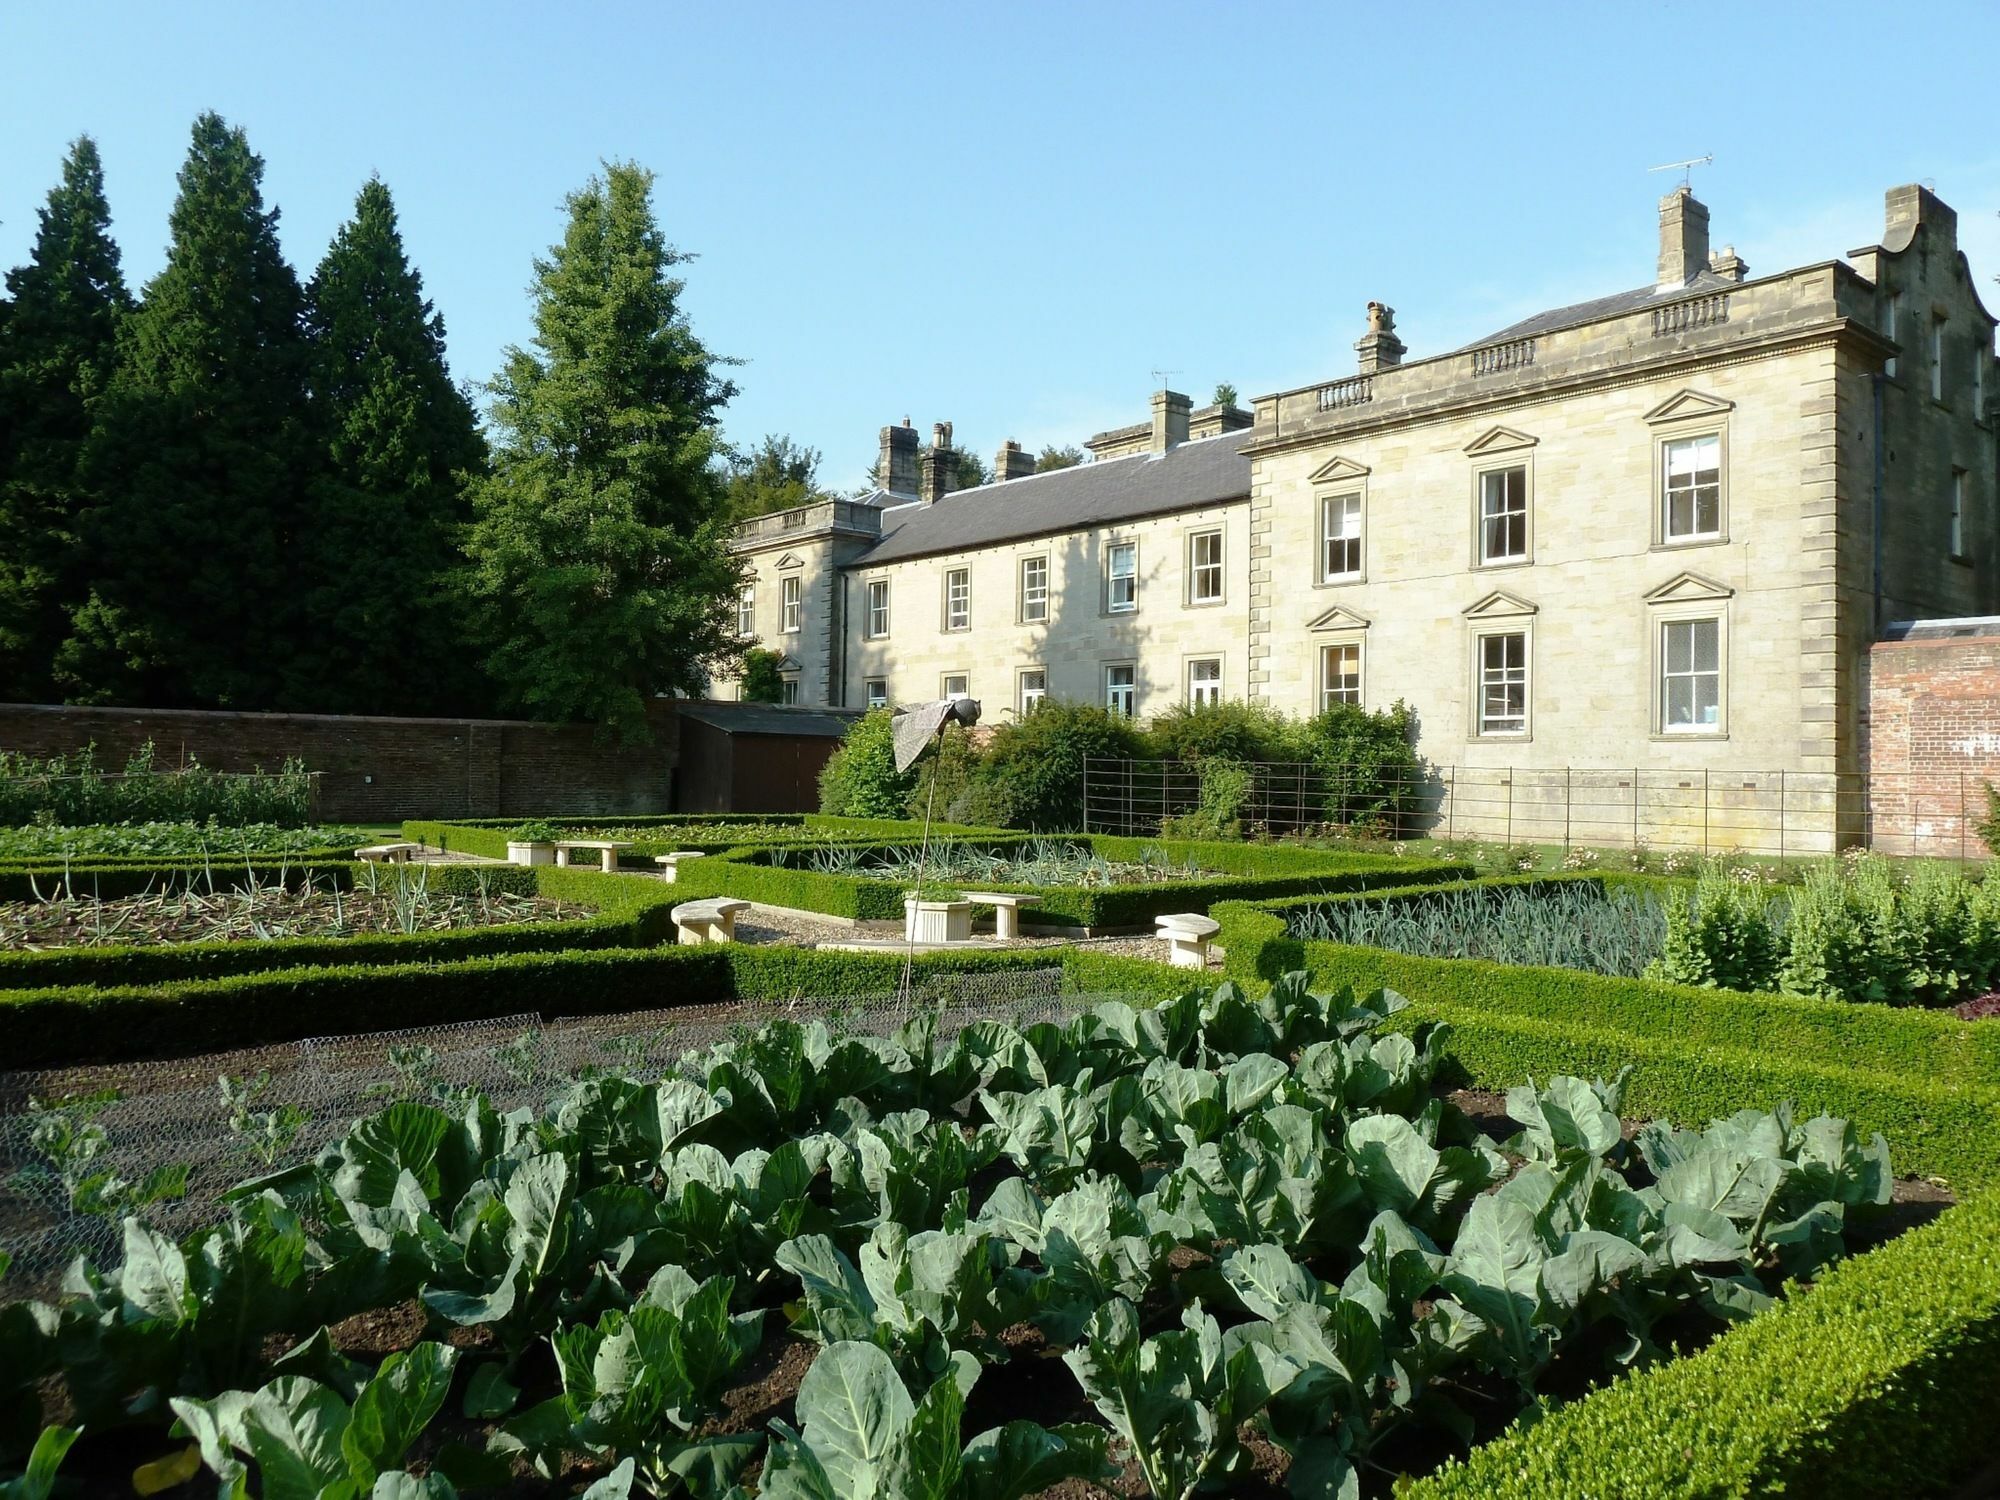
top-left (1648, 154), bottom-right (1714, 190)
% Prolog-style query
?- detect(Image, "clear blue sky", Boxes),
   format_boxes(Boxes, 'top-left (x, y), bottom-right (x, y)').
top-left (5, 1), bottom-right (1997, 491)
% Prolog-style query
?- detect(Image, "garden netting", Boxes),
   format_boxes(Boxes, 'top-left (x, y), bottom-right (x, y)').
top-left (0, 965), bottom-right (1139, 1296)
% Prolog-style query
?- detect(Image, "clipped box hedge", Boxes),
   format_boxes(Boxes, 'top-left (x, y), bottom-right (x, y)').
top-left (1408, 1187), bottom-right (2000, 1498)
top-left (670, 837), bottom-right (1476, 929)
top-left (401, 813), bottom-right (1014, 863)
top-left (1214, 900), bottom-right (2000, 1092)
top-left (0, 942), bottom-right (1192, 1066)
top-left (0, 862), bottom-right (679, 990)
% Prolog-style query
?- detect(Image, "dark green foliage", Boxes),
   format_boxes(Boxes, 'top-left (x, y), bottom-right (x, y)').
top-left (906, 723), bottom-right (981, 821)
top-left (1034, 444), bottom-right (1084, 472)
top-left (1299, 699), bottom-right (1424, 833)
top-left (0, 940), bottom-right (1178, 1067)
top-left (1159, 757), bottom-right (1254, 839)
top-left (738, 646), bottom-right (786, 704)
top-left (1212, 381), bottom-right (1239, 407)
top-left (963, 700), bottom-right (1145, 831)
top-left (0, 741), bottom-right (313, 824)
top-left (402, 812), bottom-right (1011, 862)
top-left (61, 114), bottom-right (311, 708)
top-left (294, 178), bottom-right (488, 714)
top-left (817, 708), bottom-right (915, 817)
top-left (0, 137), bottom-right (129, 702)
top-left (461, 161), bottom-right (741, 740)
top-left (1408, 1190), bottom-right (2000, 1498)
top-left (722, 433), bottom-right (826, 520)
top-left (1147, 700), bottom-right (1304, 765)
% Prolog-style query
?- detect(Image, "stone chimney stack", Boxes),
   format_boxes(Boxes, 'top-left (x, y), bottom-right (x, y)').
top-left (878, 418), bottom-right (919, 497)
top-left (919, 421), bottom-right (958, 505)
top-left (1658, 186), bottom-right (1710, 289)
top-left (1354, 302), bottom-right (1405, 374)
top-left (1150, 390), bottom-right (1191, 453)
top-left (1884, 183), bottom-right (1958, 249)
top-left (995, 439), bottom-right (1035, 481)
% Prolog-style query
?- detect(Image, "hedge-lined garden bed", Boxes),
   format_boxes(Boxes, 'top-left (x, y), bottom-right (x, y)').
top-left (1408, 1186), bottom-right (2000, 1497)
top-left (402, 812), bottom-right (1014, 863)
top-left (0, 862), bottom-right (679, 990)
top-left (671, 835), bottom-right (1476, 928)
top-left (0, 940), bottom-right (1188, 1066)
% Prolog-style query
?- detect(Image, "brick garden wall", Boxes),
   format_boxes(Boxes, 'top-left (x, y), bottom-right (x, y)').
top-left (1863, 636), bottom-right (2000, 857)
top-left (0, 701), bottom-right (682, 823)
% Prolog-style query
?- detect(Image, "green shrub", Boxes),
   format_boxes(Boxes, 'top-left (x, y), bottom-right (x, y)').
top-left (817, 709), bottom-right (916, 818)
top-left (0, 821), bottom-right (353, 863)
top-left (0, 742), bottom-right (315, 826)
top-left (1144, 700), bottom-right (1304, 765)
top-left (1408, 1190), bottom-right (2000, 1497)
top-left (906, 724), bottom-right (981, 822)
top-left (1779, 861), bottom-right (1877, 1002)
top-left (961, 699), bottom-right (1144, 831)
top-left (1159, 757), bottom-right (1253, 840)
top-left (1298, 699), bottom-right (1424, 833)
top-left (1646, 863), bottom-right (1779, 991)
top-left (739, 647), bottom-right (786, 704)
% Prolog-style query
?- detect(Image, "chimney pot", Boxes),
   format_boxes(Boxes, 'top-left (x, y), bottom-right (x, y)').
top-left (1707, 244), bottom-right (1748, 283)
top-left (996, 439), bottom-right (1035, 481)
top-left (1354, 302), bottom-right (1405, 374)
top-left (1149, 389), bottom-right (1192, 452)
top-left (1658, 186), bottom-right (1710, 289)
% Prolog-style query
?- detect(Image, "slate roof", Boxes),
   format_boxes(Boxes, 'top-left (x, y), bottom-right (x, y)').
top-left (1472, 271), bottom-right (1740, 346)
top-left (678, 701), bottom-right (859, 737)
top-left (852, 428), bottom-right (1254, 567)
top-left (1882, 617), bottom-right (2000, 643)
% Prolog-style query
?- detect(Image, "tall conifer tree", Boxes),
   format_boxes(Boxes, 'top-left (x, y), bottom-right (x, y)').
top-left (0, 138), bottom-right (130, 701)
top-left (296, 178), bottom-right (487, 713)
top-left (61, 113), bottom-right (309, 708)
top-left (461, 162), bottom-right (741, 739)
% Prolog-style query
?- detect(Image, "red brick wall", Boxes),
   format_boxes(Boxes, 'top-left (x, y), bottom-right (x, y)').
top-left (0, 701), bottom-right (682, 823)
top-left (1864, 636), bottom-right (2000, 856)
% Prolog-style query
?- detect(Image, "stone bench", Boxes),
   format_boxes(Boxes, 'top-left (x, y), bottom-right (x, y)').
top-left (960, 891), bottom-right (1028, 940)
top-left (673, 897), bottom-right (750, 945)
top-left (1155, 913), bottom-right (1221, 970)
top-left (552, 839), bottom-right (634, 873)
top-left (355, 843), bottom-right (421, 863)
top-left (654, 850), bottom-right (708, 883)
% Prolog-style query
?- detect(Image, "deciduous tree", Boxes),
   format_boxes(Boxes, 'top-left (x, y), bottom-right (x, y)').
top-left (723, 433), bottom-right (825, 520)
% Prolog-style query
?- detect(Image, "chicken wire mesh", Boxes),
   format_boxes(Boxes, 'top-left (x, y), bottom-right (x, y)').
top-left (0, 964), bottom-right (1126, 1296)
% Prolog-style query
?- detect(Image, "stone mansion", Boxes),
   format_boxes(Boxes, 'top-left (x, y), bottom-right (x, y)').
top-left (720, 182), bottom-right (1997, 814)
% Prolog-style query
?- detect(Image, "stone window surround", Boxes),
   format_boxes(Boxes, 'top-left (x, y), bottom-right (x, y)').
top-left (1950, 467), bottom-right (1969, 563)
top-left (1186, 528), bottom-right (1226, 606)
top-left (942, 566), bottom-right (971, 633)
top-left (864, 678), bottom-right (887, 710)
top-left (1469, 620), bottom-right (1533, 740)
top-left (864, 577), bottom-right (889, 639)
top-left (1104, 538), bottom-right (1140, 615)
top-left (1318, 488), bottom-right (1365, 585)
top-left (1018, 554), bottom-right (1050, 624)
top-left (1319, 638), bottom-right (1364, 710)
top-left (736, 582), bottom-right (756, 639)
top-left (1644, 389), bottom-right (1734, 550)
top-left (1649, 600), bottom-right (1729, 740)
top-left (1105, 661), bottom-right (1137, 717)
top-left (941, 670), bottom-right (970, 700)
top-left (1017, 665), bottom-right (1047, 717)
top-left (779, 675), bottom-right (800, 705)
top-left (1471, 457), bottom-right (1533, 569)
top-left (1185, 654), bottom-right (1223, 707)
top-left (781, 575), bottom-right (802, 635)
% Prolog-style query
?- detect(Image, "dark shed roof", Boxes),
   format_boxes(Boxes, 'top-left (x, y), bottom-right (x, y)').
top-left (852, 428), bottom-right (1253, 567)
top-left (679, 701), bottom-right (859, 737)
top-left (1472, 270), bottom-right (1742, 345)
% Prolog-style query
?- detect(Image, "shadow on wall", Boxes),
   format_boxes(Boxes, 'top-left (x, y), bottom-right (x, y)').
top-left (1009, 530), bottom-right (1154, 722)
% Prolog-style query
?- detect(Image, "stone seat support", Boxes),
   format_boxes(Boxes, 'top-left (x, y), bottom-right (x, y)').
top-left (553, 840), bottom-right (634, 873)
top-left (673, 897), bottom-right (750, 945)
top-left (654, 851), bottom-right (708, 883)
top-left (355, 843), bottom-right (420, 863)
top-left (959, 891), bottom-right (1028, 940)
top-left (1155, 912), bottom-right (1221, 970)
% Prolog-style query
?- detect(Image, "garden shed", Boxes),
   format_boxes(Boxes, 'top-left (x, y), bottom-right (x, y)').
top-left (674, 700), bottom-right (860, 814)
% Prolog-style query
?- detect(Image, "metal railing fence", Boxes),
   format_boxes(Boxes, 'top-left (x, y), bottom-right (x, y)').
top-left (1081, 758), bottom-right (1994, 862)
